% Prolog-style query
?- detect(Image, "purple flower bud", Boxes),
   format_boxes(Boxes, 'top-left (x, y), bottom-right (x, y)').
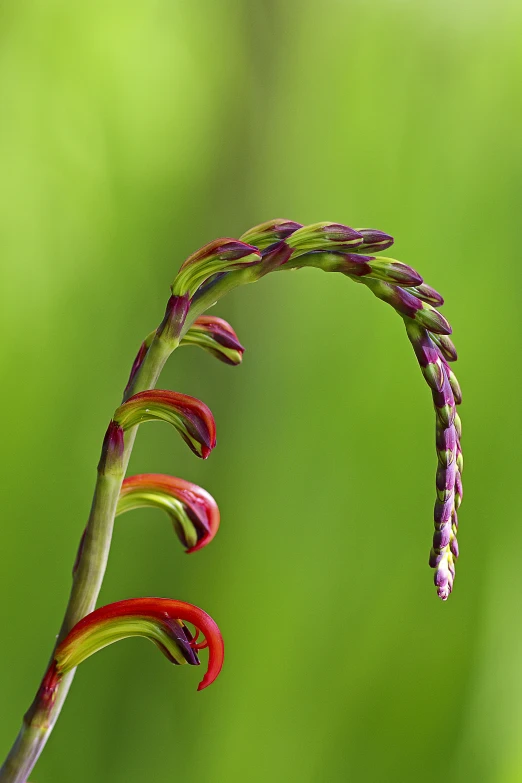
top-left (331, 254), bottom-right (423, 286)
top-left (172, 238), bottom-right (261, 297)
top-left (456, 445), bottom-right (464, 474)
top-left (405, 283), bottom-right (444, 307)
top-left (434, 496), bottom-right (455, 525)
top-left (97, 421), bottom-right (125, 475)
top-left (436, 461), bottom-right (457, 497)
top-left (429, 550), bottom-right (444, 568)
top-left (435, 421), bottom-right (457, 455)
top-left (454, 412), bottom-right (462, 439)
top-left (181, 316), bottom-right (244, 366)
top-left (434, 565), bottom-right (449, 589)
top-left (259, 240), bottom-right (295, 274)
top-left (239, 219), bottom-right (303, 249)
top-left (285, 222), bottom-right (364, 253)
top-left (367, 258), bottom-right (423, 286)
top-left (123, 338), bottom-right (152, 399)
top-left (430, 333), bottom-right (458, 362)
top-left (114, 390), bottom-right (216, 459)
top-left (422, 362), bottom-right (445, 392)
top-left (156, 293), bottom-right (191, 345)
top-left (452, 509), bottom-right (459, 531)
top-left (415, 304), bottom-right (452, 336)
top-left (433, 525), bottom-right (452, 550)
top-left (455, 472), bottom-right (463, 508)
top-left (449, 371), bottom-right (462, 406)
top-left (353, 228), bottom-right (394, 253)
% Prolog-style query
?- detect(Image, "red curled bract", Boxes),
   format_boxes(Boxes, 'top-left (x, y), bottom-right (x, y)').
top-left (120, 473), bottom-right (220, 553)
top-left (114, 389), bottom-right (216, 459)
top-left (55, 598), bottom-right (224, 691)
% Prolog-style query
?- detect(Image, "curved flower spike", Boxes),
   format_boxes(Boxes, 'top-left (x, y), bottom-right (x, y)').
top-left (404, 319), bottom-right (462, 600)
top-left (114, 390), bottom-right (216, 459)
top-left (118, 474), bottom-right (220, 553)
top-left (284, 222), bottom-right (364, 254)
top-left (239, 219), bottom-right (304, 250)
top-left (171, 238), bottom-right (261, 297)
top-left (54, 598), bottom-right (224, 691)
top-left (181, 316), bottom-right (244, 366)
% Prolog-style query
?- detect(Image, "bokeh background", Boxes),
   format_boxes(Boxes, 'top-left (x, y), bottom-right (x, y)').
top-left (1, 1), bottom-right (521, 781)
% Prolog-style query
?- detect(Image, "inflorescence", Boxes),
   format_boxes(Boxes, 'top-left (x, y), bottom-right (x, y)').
top-left (0, 218), bottom-right (463, 783)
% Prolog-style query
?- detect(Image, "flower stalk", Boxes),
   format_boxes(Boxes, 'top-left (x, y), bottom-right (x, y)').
top-left (1, 219), bottom-right (463, 783)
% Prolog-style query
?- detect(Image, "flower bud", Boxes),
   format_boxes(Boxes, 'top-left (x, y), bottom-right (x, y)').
top-left (155, 293), bottom-right (191, 345)
top-left (97, 421), bottom-right (125, 476)
top-left (258, 240), bottom-right (295, 274)
top-left (239, 219), bottom-right (303, 249)
top-left (118, 474), bottom-right (220, 552)
top-left (54, 598), bottom-right (224, 691)
top-left (114, 390), bottom-right (216, 459)
top-left (181, 316), bottom-right (244, 366)
top-left (457, 443), bottom-right (464, 475)
top-left (448, 371), bottom-right (462, 405)
top-left (430, 333), bottom-right (458, 362)
top-left (284, 222), bottom-right (364, 254)
top-left (123, 334), bottom-right (154, 399)
top-left (405, 283), bottom-right (444, 307)
top-left (455, 471), bottom-right (463, 509)
top-left (366, 279), bottom-right (452, 334)
top-left (172, 239), bottom-right (261, 297)
top-left (353, 228), bottom-right (394, 253)
top-left (432, 552), bottom-right (454, 601)
top-left (363, 257), bottom-right (423, 286)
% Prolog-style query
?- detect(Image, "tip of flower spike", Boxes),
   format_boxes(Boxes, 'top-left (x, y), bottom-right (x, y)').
top-left (437, 585), bottom-right (451, 602)
top-left (55, 598), bottom-right (224, 691)
top-left (114, 390), bottom-right (216, 459)
top-left (431, 551), bottom-right (455, 601)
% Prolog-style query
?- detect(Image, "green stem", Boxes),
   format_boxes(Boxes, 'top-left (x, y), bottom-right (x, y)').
top-left (0, 334), bottom-right (175, 783)
top-left (0, 272), bottom-right (255, 782)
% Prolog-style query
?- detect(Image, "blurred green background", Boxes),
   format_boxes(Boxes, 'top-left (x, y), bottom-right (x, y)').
top-left (1, 1), bottom-right (521, 781)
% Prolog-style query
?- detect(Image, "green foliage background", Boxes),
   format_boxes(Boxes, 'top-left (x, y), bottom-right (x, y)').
top-left (1, 1), bottom-right (521, 781)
